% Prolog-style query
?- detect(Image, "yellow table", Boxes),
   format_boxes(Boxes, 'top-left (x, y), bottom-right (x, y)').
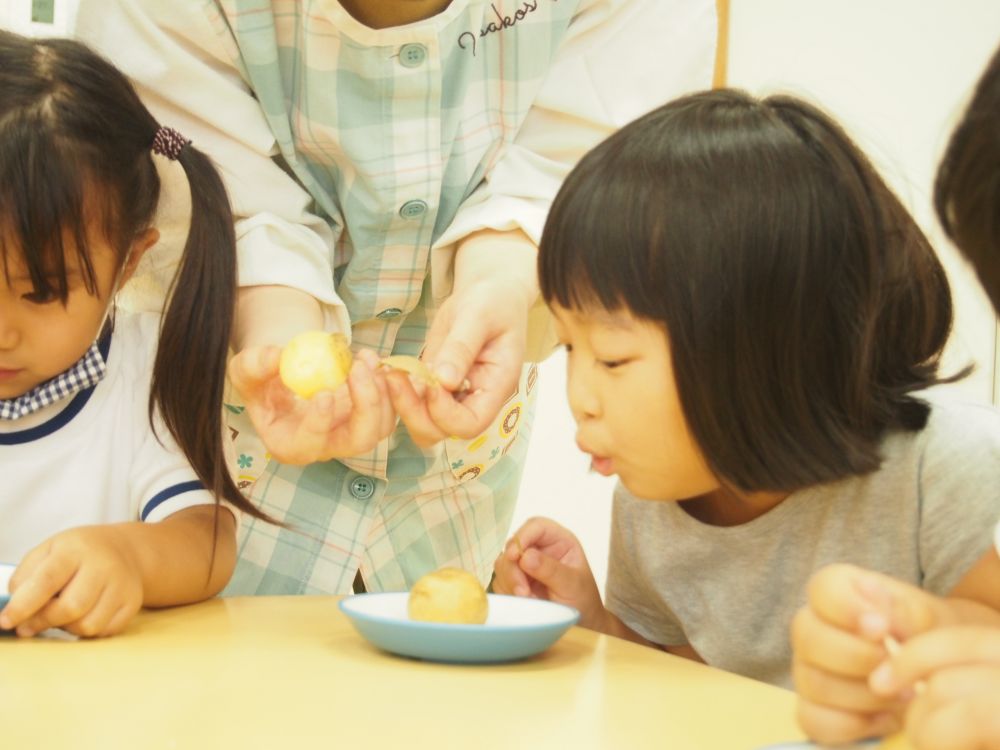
top-left (0, 596), bottom-right (905, 749)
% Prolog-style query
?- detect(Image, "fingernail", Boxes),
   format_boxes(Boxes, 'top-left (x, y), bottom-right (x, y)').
top-left (869, 662), bottom-right (897, 694)
top-left (859, 611), bottom-right (889, 638)
top-left (434, 363), bottom-right (458, 386)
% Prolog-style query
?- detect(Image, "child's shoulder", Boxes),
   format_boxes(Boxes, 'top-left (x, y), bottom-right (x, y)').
top-left (923, 396), bottom-right (1000, 436)
top-left (886, 395), bottom-right (1000, 466)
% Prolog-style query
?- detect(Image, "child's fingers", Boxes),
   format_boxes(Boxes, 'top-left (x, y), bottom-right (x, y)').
top-left (518, 547), bottom-right (591, 602)
top-left (870, 626), bottom-right (1000, 696)
top-left (101, 603), bottom-right (137, 638)
top-left (16, 575), bottom-right (105, 637)
top-left (509, 517), bottom-right (575, 557)
top-left (492, 553), bottom-right (532, 597)
top-left (793, 659), bottom-right (901, 714)
top-left (62, 586), bottom-right (131, 638)
top-left (809, 564), bottom-right (939, 644)
top-left (792, 606), bottom-right (888, 678)
top-left (0, 553), bottom-right (75, 631)
top-left (807, 563), bottom-right (886, 634)
top-left (796, 697), bottom-right (899, 747)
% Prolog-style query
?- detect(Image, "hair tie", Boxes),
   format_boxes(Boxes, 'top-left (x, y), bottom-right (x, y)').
top-left (151, 126), bottom-right (191, 161)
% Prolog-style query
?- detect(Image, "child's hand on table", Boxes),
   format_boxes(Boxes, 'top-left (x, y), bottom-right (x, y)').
top-left (0, 526), bottom-right (144, 638)
top-left (792, 564), bottom-right (944, 745)
top-left (493, 517), bottom-right (607, 630)
top-left (869, 626), bottom-right (1000, 750)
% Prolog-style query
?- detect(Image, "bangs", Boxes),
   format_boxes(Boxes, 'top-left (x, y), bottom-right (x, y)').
top-left (539, 135), bottom-right (667, 317)
top-left (0, 106), bottom-right (102, 301)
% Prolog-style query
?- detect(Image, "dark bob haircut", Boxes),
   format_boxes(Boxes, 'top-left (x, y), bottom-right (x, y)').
top-left (540, 88), bottom-right (957, 493)
top-left (936, 41), bottom-right (1000, 313)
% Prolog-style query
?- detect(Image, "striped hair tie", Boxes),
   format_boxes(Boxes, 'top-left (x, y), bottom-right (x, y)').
top-left (151, 126), bottom-right (191, 161)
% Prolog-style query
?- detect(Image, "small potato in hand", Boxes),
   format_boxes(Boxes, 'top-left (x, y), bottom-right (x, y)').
top-left (408, 567), bottom-right (488, 625)
top-left (279, 331), bottom-right (353, 399)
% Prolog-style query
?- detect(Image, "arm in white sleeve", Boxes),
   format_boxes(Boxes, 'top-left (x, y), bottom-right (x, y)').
top-left (437, 0), bottom-right (719, 248)
top-left (74, 0), bottom-right (350, 338)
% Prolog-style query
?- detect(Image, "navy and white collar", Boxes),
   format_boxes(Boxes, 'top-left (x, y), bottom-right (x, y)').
top-left (0, 324), bottom-right (112, 421)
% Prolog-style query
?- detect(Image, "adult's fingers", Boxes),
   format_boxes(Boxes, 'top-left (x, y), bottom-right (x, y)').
top-left (791, 606), bottom-right (887, 678)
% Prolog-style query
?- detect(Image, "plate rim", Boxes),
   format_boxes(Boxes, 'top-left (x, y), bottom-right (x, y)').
top-left (338, 591), bottom-right (580, 632)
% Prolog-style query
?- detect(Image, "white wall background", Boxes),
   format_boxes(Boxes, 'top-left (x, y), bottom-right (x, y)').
top-left (0, 0), bottom-right (75, 35)
top-left (513, 1), bottom-right (1000, 592)
top-left (4, 0), bottom-right (1000, 591)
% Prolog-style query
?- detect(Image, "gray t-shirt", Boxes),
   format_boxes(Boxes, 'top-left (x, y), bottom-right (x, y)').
top-left (606, 400), bottom-right (1000, 688)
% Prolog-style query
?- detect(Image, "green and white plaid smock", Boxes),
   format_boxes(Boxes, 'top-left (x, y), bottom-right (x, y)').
top-left (76, 0), bottom-right (718, 594)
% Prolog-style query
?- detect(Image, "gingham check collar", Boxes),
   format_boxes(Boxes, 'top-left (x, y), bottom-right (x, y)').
top-left (0, 324), bottom-right (112, 421)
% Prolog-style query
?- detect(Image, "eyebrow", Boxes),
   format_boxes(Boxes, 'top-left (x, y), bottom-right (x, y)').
top-left (591, 311), bottom-right (635, 330)
top-left (551, 306), bottom-right (636, 331)
top-left (10, 268), bottom-right (83, 283)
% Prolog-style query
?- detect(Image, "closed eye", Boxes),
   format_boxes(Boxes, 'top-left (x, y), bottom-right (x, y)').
top-left (599, 359), bottom-right (629, 370)
top-left (21, 289), bottom-right (59, 305)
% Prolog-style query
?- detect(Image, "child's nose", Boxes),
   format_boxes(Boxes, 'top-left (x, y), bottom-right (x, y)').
top-left (565, 363), bottom-right (601, 421)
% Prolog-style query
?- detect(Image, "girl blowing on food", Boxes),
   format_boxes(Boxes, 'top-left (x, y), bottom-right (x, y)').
top-left (493, 89), bottom-right (1000, 713)
top-left (0, 30), bottom-right (270, 638)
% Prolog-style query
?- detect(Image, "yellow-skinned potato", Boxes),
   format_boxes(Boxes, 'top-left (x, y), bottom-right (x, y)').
top-left (278, 331), bottom-right (353, 399)
top-left (408, 567), bottom-right (488, 625)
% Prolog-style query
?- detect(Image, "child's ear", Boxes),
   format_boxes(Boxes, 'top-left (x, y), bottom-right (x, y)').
top-left (122, 228), bottom-right (160, 285)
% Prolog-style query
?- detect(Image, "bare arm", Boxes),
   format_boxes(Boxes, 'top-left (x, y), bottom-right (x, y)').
top-left (233, 285), bottom-right (325, 351)
top-left (0, 505), bottom-right (236, 637)
top-left (130, 505), bottom-right (237, 607)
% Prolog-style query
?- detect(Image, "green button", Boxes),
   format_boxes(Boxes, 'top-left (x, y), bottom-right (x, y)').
top-left (376, 308), bottom-right (403, 320)
top-left (399, 43), bottom-right (427, 68)
top-left (350, 476), bottom-right (375, 501)
top-left (399, 199), bottom-right (428, 219)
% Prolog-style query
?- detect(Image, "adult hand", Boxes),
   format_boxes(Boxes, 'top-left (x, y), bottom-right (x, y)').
top-left (387, 277), bottom-right (528, 446)
top-left (229, 346), bottom-right (396, 464)
top-left (0, 526), bottom-right (144, 638)
top-left (493, 517), bottom-right (607, 631)
top-left (792, 564), bottom-right (944, 744)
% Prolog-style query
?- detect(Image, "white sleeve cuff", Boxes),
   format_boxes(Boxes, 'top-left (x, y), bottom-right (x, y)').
top-left (236, 214), bottom-right (352, 337)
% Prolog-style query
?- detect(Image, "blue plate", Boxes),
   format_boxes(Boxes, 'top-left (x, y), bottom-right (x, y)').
top-left (0, 562), bottom-right (13, 608)
top-left (339, 592), bottom-right (579, 663)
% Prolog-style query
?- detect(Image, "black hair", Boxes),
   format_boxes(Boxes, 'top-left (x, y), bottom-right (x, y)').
top-left (540, 88), bottom-right (959, 493)
top-left (936, 41), bottom-right (1000, 313)
top-left (0, 30), bottom-right (274, 525)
